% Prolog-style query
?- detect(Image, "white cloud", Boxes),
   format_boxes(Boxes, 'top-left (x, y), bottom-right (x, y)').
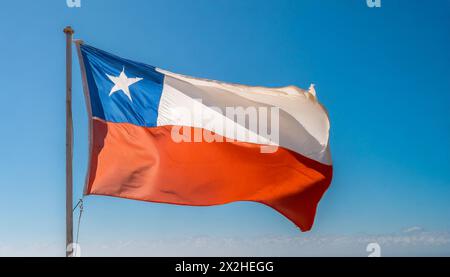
top-left (1, 228), bottom-right (449, 257)
top-left (403, 226), bottom-right (424, 233)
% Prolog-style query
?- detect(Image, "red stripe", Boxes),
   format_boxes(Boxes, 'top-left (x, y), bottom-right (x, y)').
top-left (86, 119), bottom-right (333, 231)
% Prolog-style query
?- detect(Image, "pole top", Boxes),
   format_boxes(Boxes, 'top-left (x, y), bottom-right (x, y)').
top-left (63, 26), bottom-right (74, 35)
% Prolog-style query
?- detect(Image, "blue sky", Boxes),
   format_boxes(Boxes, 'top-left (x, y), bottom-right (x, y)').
top-left (0, 0), bottom-right (449, 256)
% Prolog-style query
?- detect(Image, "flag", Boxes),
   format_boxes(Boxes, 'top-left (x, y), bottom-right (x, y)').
top-left (76, 43), bottom-right (332, 231)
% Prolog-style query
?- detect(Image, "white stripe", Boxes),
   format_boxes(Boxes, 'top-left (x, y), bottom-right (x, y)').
top-left (157, 76), bottom-right (273, 146)
top-left (156, 69), bottom-right (332, 165)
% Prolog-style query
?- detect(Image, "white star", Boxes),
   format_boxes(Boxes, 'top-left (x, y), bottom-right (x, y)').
top-left (106, 68), bottom-right (143, 101)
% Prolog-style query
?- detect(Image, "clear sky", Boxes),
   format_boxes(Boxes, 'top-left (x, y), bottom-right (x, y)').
top-left (0, 0), bottom-right (449, 256)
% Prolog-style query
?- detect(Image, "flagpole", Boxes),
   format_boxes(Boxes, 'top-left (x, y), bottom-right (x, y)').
top-left (64, 26), bottom-right (74, 257)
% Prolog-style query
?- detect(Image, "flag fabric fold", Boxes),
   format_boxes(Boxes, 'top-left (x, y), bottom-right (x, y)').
top-left (76, 43), bottom-right (332, 231)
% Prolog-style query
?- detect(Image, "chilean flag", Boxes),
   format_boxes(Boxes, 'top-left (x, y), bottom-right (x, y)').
top-left (76, 42), bottom-right (332, 231)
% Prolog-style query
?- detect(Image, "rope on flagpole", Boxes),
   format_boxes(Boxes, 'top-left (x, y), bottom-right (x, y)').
top-left (72, 198), bottom-right (84, 256)
top-left (73, 198), bottom-right (83, 212)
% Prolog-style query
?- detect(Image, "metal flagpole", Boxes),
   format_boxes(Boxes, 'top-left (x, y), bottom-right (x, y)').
top-left (64, 26), bottom-right (74, 257)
